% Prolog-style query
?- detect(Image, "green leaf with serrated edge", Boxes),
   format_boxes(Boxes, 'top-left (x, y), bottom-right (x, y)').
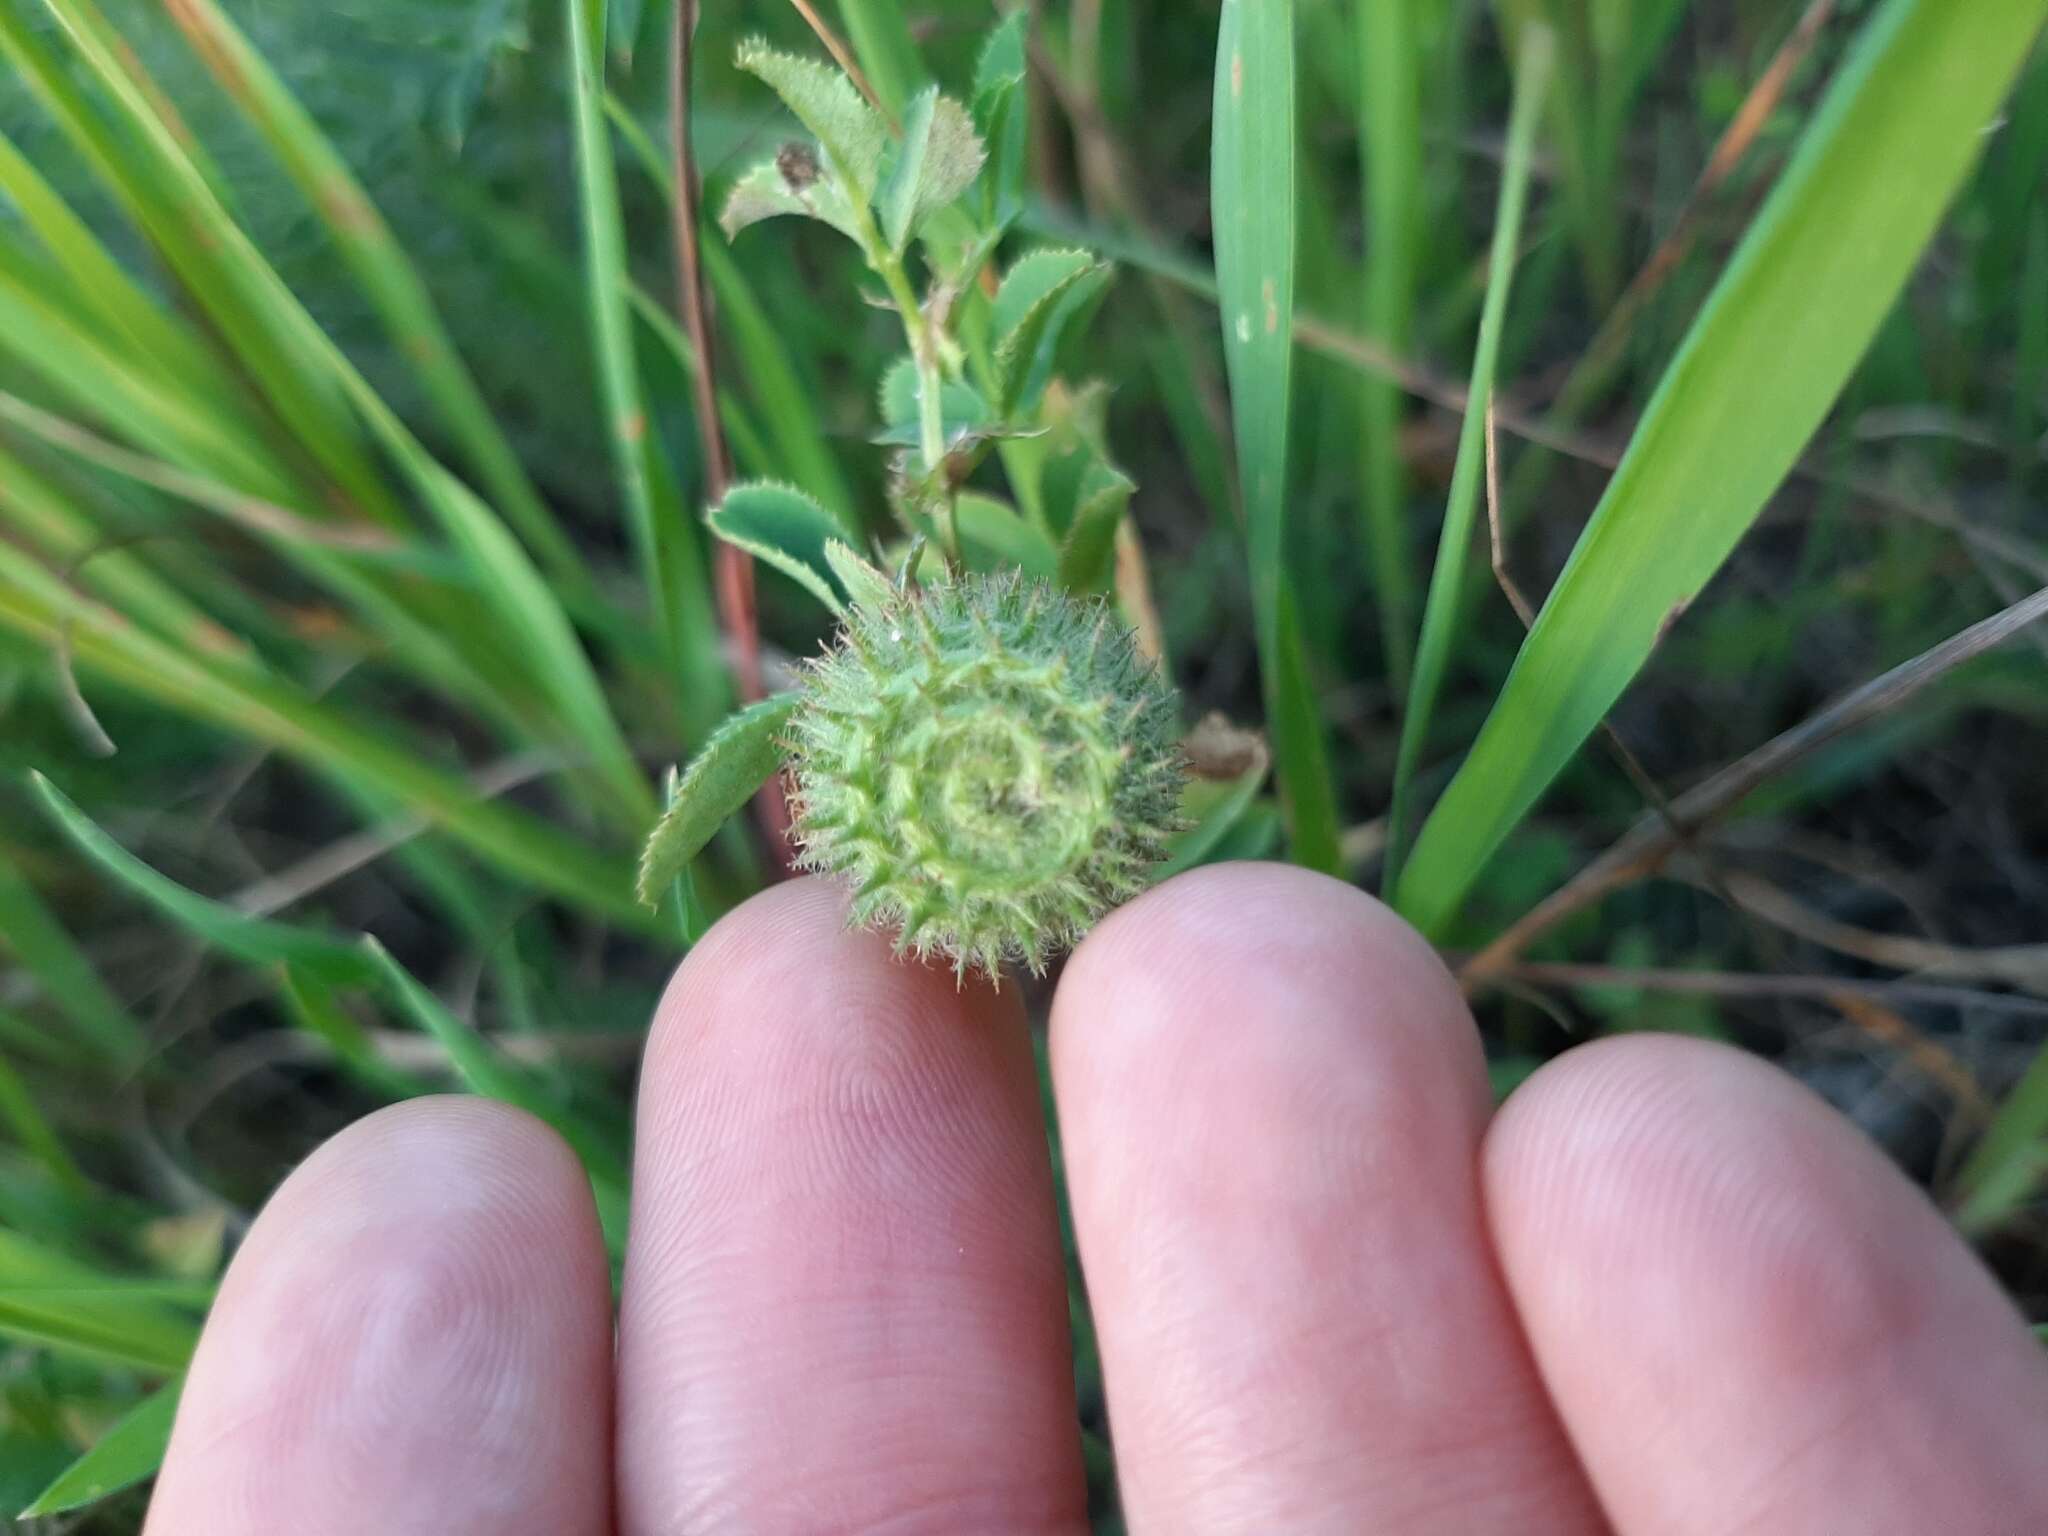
top-left (990, 248), bottom-right (1104, 411)
top-left (917, 94), bottom-right (988, 226)
top-left (954, 493), bottom-right (1059, 578)
top-left (637, 693), bottom-right (804, 905)
top-left (879, 87), bottom-right (986, 252)
top-left (973, 9), bottom-right (1027, 111)
top-left (707, 482), bottom-right (849, 616)
top-left (735, 38), bottom-right (886, 197)
top-left (1056, 463), bottom-right (1136, 592)
top-left (31, 775), bottom-right (375, 984)
top-left (878, 356), bottom-right (994, 442)
top-left (719, 157), bottom-right (865, 244)
top-left (972, 11), bottom-right (1029, 220)
top-left (1035, 405), bottom-right (1114, 538)
top-left (19, 1374), bottom-right (181, 1518)
top-left (825, 541), bottom-right (896, 611)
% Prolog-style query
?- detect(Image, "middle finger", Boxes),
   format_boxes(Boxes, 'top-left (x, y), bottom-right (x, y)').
top-left (1051, 864), bottom-right (1604, 1533)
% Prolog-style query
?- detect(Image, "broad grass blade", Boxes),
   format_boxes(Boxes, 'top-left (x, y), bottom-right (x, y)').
top-left (18, 1374), bottom-right (182, 1518)
top-left (1396, 0), bottom-right (2048, 937)
top-left (1212, 0), bottom-right (1341, 874)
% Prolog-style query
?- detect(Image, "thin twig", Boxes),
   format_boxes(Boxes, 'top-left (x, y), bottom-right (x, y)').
top-left (1482, 401), bottom-right (1754, 931)
top-left (1563, 0), bottom-right (1837, 400)
top-left (1461, 581), bottom-right (2048, 987)
top-left (1823, 989), bottom-right (1993, 1123)
top-left (1714, 869), bottom-right (2048, 994)
top-left (1482, 959), bottom-right (2048, 1020)
top-left (228, 750), bottom-right (562, 917)
top-left (675, 0), bottom-right (787, 859)
top-left (787, 0), bottom-right (894, 126)
top-left (671, 4), bottom-right (758, 702)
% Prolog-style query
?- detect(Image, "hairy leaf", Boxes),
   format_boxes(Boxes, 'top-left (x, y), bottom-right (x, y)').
top-left (1056, 462), bottom-right (1137, 593)
top-left (707, 482), bottom-right (850, 615)
top-left (825, 540), bottom-right (897, 611)
top-left (637, 693), bottom-right (803, 905)
top-left (990, 248), bottom-right (1109, 412)
top-left (735, 38), bottom-right (886, 197)
top-left (720, 155), bottom-right (865, 244)
top-left (879, 87), bottom-right (987, 251)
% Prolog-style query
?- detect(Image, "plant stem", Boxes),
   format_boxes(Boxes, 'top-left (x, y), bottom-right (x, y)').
top-left (876, 254), bottom-right (947, 476)
top-left (859, 216), bottom-right (955, 556)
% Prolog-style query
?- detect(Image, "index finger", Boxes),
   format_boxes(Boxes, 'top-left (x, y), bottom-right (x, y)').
top-left (614, 877), bottom-right (1086, 1535)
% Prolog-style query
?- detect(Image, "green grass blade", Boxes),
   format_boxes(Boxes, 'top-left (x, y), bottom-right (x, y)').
top-left (0, 441), bottom-right (279, 661)
top-left (0, 1047), bottom-right (88, 1193)
top-left (0, 1230), bottom-right (196, 1373)
top-left (0, 129), bottom-right (226, 401)
top-left (1953, 1035), bottom-right (2048, 1235)
top-left (18, 1373), bottom-right (181, 1518)
top-left (277, 964), bottom-right (426, 1104)
top-left (1383, 25), bottom-right (1552, 896)
top-left (1356, 0), bottom-right (1423, 688)
top-left (1395, 0), bottom-right (2048, 938)
top-left (1212, 0), bottom-right (1341, 874)
top-left (0, 562), bottom-right (649, 926)
top-left (8, 4), bottom-right (641, 802)
top-left (627, 283), bottom-right (778, 482)
top-left (1, 0), bottom-right (404, 528)
top-left (359, 938), bottom-right (545, 1116)
top-left (0, 263), bottom-right (311, 506)
top-left (31, 774), bottom-right (378, 984)
top-left (567, 0), bottom-right (724, 737)
top-left (0, 857), bottom-right (141, 1066)
top-left (159, 0), bottom-right (587, 591)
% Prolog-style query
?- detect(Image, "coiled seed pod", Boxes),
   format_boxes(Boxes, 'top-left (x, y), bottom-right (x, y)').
top-left (788, 569), bottom-right (1186, 979)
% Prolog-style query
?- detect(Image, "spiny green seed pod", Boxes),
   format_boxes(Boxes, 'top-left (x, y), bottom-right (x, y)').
top-left (788, 569), bottom-right (1186, 980)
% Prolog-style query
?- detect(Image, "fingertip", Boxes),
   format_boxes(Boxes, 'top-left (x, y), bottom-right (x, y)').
top-left (1485, 1034), bottom-right (2048, 1532)
top-left (636, 876), bottom-right (1030, 1240)
top-left (148, 1098), bottom-right (612, 1536)
top-left (1049, 862), bottom-right (1596, 1530)
top-left (619, 875), bottom-right (1083, 1532)
top-left (1057, 860), bottom-right (1481, 1112)
top-left (648, 874), bottom-right (1013, 1068)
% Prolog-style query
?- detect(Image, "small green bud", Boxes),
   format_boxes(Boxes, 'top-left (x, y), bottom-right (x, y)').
top-left (789, 567), bottom-right (1187, 980)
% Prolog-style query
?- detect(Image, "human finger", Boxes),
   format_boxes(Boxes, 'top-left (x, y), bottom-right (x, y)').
top-left (145, 1098), bottom-right (614, 1536)
top-left (1051, 863), bottom-right (1604, 1533)
top-left (1485, 1035), bottom-right (2048, 1533)
top-left (615, 877), bottom-right (1085, 1534)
